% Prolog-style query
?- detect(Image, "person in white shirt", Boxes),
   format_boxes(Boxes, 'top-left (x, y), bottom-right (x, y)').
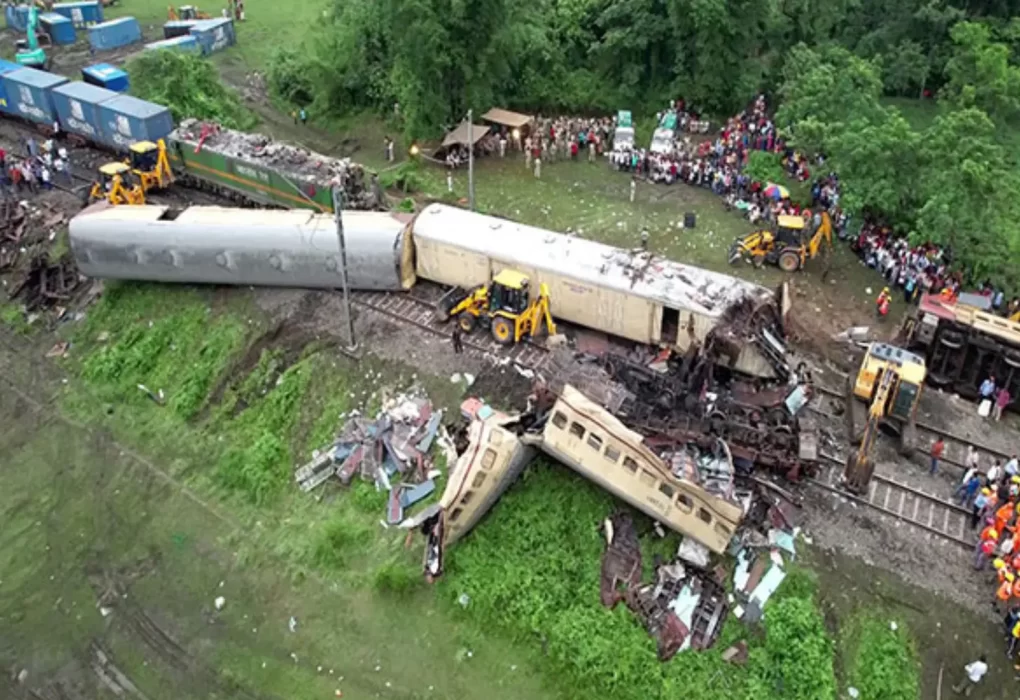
top-left (1005, 454), bottom-right (1018, 478)
top-left (952, 655), bottom-right (987, 695)
top-left (988, 460), bottom-right (1002, 486)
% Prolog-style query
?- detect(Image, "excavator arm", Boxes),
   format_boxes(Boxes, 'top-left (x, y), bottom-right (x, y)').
top-left (808, 211), bottom-right (832, 259)
top-left (842, 369), bottom-right (896, 494)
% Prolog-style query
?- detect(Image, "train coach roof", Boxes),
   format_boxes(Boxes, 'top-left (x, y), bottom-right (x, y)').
top-left (412, 204), bottom-right (771, 317)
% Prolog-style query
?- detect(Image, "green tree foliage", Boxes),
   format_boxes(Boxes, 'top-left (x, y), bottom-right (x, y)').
top-left (744, 150), bottom-right (786, 185)
top-left (942, 21), bottom-right (1020, 123)
top-left (914, 107), bottom-right (1020, 283)
top-left (880, 41), bottom-right (931, 96)
top-left (125, 51), bottom-right (257, 130)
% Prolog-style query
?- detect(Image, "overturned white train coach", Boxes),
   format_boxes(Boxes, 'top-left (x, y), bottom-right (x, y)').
top-left (69, 202), bottom-right (779, 378)
top-left (70, 203), bottom-right (417, 291)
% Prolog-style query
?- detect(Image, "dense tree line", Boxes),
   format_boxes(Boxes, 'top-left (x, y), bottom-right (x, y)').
top-left (265, 0), bottom-right (1020, 285)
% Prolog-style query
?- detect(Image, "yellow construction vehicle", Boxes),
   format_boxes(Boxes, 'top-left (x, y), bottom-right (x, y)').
top-left (168, 4), bottom-right (211, 20)
top-left (843, 342), bottom-right (927, 494)
top-left (89, 162), bottom-right (145, 205)
top-left (728, 211), bottom-right (832, 272)
top-left (127, 140), bottom-right (174, 193)
top-left (436, 269), bottom-right (556, 345)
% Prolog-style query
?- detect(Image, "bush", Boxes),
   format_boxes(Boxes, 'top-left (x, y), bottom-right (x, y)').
top-left (373, 558), bottom-right (422, 596)
top-left (214, 433), bottom-right (289, 505)
top-left (312, 511), bottom-right (371, 569)
top-left (845, 615), bottom-right (920, 700)
top-left (126, 51), bottom-right (258, 130)
top-left (379, 161), bottom-right (425, 194)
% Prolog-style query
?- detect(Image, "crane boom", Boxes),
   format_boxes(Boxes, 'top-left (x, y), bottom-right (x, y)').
top-left (842, 368), bottom-right (897, 494)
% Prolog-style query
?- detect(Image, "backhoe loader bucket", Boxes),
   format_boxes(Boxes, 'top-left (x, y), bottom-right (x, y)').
top-left (435, 286), bottom-right (471, 322)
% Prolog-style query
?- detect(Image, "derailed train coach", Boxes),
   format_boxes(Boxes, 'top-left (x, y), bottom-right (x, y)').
top-left (69, 202), bottom-right (785, 379)
top-left (69, 203), bottom-right (416, 290)
top-left (410, 203), bottom-right (782, 378)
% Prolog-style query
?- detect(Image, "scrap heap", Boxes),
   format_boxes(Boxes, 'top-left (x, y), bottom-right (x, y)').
top-left (600, 488), bottom-right (800, 661)
top-left (544, 345), bottom-right (818, 481)
top-left (0, 201), bottom-right (82, 311)
top-left (296, 390), bottom-right (450, 523)
top-left (172, 119), bottom-right (383, 210)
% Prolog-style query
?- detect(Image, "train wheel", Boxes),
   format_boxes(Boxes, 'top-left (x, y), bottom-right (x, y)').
top-left (458, 312), bottom-right (477, 333)
top-left (491, 317), bottom-right (515, 345)
top-left (778, 249), bottom-right (801, 272)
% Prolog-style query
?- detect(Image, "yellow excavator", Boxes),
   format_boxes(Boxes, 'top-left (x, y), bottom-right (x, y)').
top-left (89, 140), bottom-right (174, 206)
top-left (436, 269), bottom-right (556, 345)
top-left (843, 342), bottom-right (927, 494)
top-left (728, 211), bottom-right (832, 273)
top-left (128, 140), bottom-right (175, 193)
top-left (89, 163), bottom-right (145, 205)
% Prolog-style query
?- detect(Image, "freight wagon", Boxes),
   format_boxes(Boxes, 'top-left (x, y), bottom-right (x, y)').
top-left (82, 63), bottom-right (129, 93)
top-left (50, 81), bottom-right (119, 145)
top-left (88, 17), bottom-right (142, 51)
top-left (2, 67), bottom-right (68, 124)
top-left (39, 12), bottom-right (76, 45)
top-left (145, 35), bottom-right (200, 54)
top-left (52, 1), bottom-right (103, 28)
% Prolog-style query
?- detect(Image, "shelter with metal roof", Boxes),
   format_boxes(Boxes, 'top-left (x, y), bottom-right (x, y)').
top-left (480, 108), bottom-right (532, 129)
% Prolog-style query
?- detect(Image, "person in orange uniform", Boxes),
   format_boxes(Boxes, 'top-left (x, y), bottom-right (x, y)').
top-left (995, 501), bottom-right (1016, 536)
top-left (997, 571), bottom-right (1015, 614)
top-left (876, 287), bottom-right (891, 318)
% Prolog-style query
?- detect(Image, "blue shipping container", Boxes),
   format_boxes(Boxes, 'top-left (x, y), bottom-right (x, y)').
top-left (52, 1), bottom-right (103, 28)
top-left (51, 81), bottom-right (118, 145)
top-left (82, 63), bottom-right (129, 93)
top-left (144, 35), bottom-right (200, 55)
top-left (99, 95), bottom-right (174, 150)
top-left (2, 68), bottom-right (68, 124)
top-left (163, 20), bottom-right (199, 39)
top-left (0, 60), bottom-right (24, 115)
top-left (4, 5), bottom-right (29, 31)
top-left (39, 12), bottom-right (77, 46)
top-left (88, 16), bottom-right (141, 51)
top-left (188, 18), bottom-right (235, 55)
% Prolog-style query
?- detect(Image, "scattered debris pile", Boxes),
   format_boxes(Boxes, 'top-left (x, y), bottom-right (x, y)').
top-left (0, 201), bottom-right (82, 311)
top-left (600, 512), bottom-right (729, 661)
top-left (599, 486), bottom-right (801, 662)
top-left (296, 390), bottom-right (450, 524)
top-left (172, 119), bottom-right (382, 210)
top-left (545, 345), bottom-right (818, 481)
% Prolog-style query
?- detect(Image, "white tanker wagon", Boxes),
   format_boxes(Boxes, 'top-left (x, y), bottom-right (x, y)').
top-left (69, 202), bottom-right (786, 379)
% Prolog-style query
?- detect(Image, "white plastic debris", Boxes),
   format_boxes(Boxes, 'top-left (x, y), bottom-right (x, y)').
top-left (458, 593), bottom-right (471, 608)
top-left (288, 616), bottom-right (297, 633)
top-left (450, 373), bottom-right (462, 384)
top-left (214, 596), bottom-right (226, 611)
top-left (890, 621), bottom-right (898, 631)
top-left (848, 687), bottom-right (859, 699)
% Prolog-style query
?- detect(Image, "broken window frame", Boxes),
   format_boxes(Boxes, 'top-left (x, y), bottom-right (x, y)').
top-left (551, 411), bottom-right (568, 429)
top-left (568, 422), bottom-right (586, 439)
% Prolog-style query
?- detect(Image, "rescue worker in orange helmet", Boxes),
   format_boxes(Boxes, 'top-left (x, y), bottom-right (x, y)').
top-left (995, 501), bottom-right (1015, 534)
top-left (976, 529), bottom-right (998, 570)
top-left (997, 571), bottom-right (1015, 614)
top-left (876, 287), bottom-right (891, 318)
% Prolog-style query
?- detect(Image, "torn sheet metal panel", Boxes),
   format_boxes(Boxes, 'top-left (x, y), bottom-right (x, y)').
top-left (399, 479), bottom-right (436, 509)
top-left (599, 513), bottom-right (643, 608)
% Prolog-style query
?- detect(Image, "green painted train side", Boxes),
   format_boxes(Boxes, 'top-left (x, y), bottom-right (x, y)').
top-left (166, 137), bottom-right (334, 212)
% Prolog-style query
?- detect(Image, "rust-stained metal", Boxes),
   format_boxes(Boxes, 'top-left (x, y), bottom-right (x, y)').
top-left (599, 512), bottom-right (643, 609)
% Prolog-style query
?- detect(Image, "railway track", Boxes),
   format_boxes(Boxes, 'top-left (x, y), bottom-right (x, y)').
top-left (808, 452), bottom-right (973, 549)
top-left (812, 382), bottom-right (1013, 474)
top-left (351, 285), bottom-right (551, 371)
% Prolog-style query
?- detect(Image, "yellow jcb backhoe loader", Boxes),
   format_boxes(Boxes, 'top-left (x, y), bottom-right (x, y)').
top-left (436, 269), bottom-right (556, 345)
top-left (127, 139), bottom-right (174, 193)
top-left (728, 211), bottom-right (832, 273)
top-left (89, 162), bottom-right (145, 205)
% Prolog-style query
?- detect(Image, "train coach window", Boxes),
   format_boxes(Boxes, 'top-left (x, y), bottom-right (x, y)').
top-left (481, 448), bottom-right (497, 470)
top-left (551, 411), bottom-right (567, 429)
top-left (461, 491), bottom-right (475, 506)
top-left (658, 483), bottom-right (675, 499)
top-left (450, 507), bottom-right (463, 522)
top-left (623, 456), bottom-right (639, 474)
top-left (472, 472), bottom-right (487, 489)
top-left (569, 422), bottom-right (586, 439)
top-left (715, 523), bottom-right (732, 539)
top-left (604, 445), bottom-right (621, 463)
top-left (697, 508), bottom-right (712, 524)
top-left (639, 470), bottom-right (656, 487)
top-left (587, 433), bottom-right (603, 451)
top-left (676, 493), bottom-right (693, 512)
top-left (488, 430), bottom-right (503, 446)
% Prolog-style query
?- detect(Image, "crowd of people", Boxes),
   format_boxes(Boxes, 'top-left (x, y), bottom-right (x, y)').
top-left (0, 136), bottom-right (70, 196)
top-left (951, 447), bottom-right (1020, 670)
